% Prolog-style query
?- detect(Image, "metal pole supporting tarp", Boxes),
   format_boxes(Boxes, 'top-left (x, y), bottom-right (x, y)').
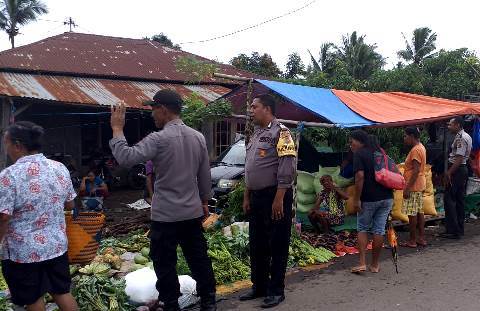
top-left (231, 114), bottom-right (335, 128)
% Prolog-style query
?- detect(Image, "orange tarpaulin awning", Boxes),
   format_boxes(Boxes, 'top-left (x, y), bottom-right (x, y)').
top-left (333, 90), bottom-right (480, 126)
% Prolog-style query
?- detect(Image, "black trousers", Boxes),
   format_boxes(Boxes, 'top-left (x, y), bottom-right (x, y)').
top-left (150, 217), bottom-right (216, 304)
top-left (249, 186), bottom-right (293, 296)
top-left (444, 165), bottom-right (468, 236)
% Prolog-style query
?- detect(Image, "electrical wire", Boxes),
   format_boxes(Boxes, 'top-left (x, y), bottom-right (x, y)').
top-left (178, 0), bottom-right (317, 45)
top-left (38, 23), bottom-right (65, 37)
top-left (77, 25), bottom-right (96, 34)
top-left (37, 18), bottom-right (64, 24)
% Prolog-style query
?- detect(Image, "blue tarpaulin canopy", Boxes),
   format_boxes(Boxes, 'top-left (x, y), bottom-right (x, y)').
top-left (223, 79), bottom-right (480, 128)
top-left (256, 80), bottom-right (373, 127)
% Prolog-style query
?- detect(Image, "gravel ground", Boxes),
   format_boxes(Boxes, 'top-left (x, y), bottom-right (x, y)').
top-left (219, 220), bottom-right (480, 311)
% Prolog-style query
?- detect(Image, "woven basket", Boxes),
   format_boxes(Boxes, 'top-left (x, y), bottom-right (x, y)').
top-left (65, 212), bottom-right (105, 264)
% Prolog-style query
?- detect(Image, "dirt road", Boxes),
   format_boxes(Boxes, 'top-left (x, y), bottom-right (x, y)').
top-left (219, 221), bottom-right (480, 311)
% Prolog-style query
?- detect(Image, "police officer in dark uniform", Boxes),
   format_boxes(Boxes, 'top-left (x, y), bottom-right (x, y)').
top-left (110, 90), bottom-right (216, 311)
top-left (240, 94), bottom-right (296, 308)
top-left (442, 116), bottom-right (472, 239)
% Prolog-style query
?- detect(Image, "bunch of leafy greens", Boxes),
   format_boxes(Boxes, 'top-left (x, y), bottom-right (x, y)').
top-left (219, 179), bottom-right (246, 225)
top-left (72, 275), bottom-right (134, 311)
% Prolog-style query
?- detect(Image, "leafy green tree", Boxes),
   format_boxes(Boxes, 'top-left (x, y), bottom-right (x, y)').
top-left (149, 33), bottom-right (180, 49)
top-left (230, 52), bottom-right (282, 78)
top-left (175, 56), bottom-right (218, 84)
top-left (182, 94), bottom-right (232, 130)
top-left (368, 48), bottom-right (480, 99)
top-left (284, 52), bottom-right (305, 79)
top-left (336, 31), bottom-right (385, 80)
top-left (0, 0), bottom-right (48, 48)
top-left (424, 48), bottom-right (480, 98)
top-left (368, 65), bottom-right (429, 94)
top-left (397, 27), bottom-right (437, 65)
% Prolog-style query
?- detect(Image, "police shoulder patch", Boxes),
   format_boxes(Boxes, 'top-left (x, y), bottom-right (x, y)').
top-left (276, 126), bottom-right (296, 157)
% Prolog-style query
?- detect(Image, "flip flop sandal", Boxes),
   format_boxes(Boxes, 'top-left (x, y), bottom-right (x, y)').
top-left (417, 241), bottom-right (428, 247)
top-left (351, 265), bottom-right (367, 273)
top-left (399, 241), bottom-right (417, 248)
top-left (368, 265), bottom-right (380, 273)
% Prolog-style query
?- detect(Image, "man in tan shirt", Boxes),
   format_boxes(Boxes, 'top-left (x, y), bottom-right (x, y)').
top-left (110, 90), bottom-right (216, 311)
top-left (402, 127), bottom-right (427, 248)
top-left (240, 94), bottom-right (296, 308)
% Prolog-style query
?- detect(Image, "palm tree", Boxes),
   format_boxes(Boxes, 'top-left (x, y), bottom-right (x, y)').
top-left (308, 42), bottom-right (335, 73)
top-left (0, 0), bottom-right (48, 49)
top-left (336, 31), bottom-right (385, 80)
top-left (397, 27), bottom-right (437, 65)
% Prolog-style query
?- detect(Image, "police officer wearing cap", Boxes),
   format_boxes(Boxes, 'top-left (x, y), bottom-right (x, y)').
top-left (442, 116), bottom-right (472, 239)
top-left (109, 90), bottom-right (216, 311)
top-left (240, 94), bottom-right (296, 308)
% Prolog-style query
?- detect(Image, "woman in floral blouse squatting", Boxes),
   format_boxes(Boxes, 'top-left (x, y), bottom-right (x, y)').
top-left (308, 175), bottom-right (348, 233)
top-left (0, 121), bottom-right (78, 311)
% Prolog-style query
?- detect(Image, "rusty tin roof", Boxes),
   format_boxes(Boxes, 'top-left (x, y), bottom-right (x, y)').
top-left (0, 72), bottom-right (230, 109)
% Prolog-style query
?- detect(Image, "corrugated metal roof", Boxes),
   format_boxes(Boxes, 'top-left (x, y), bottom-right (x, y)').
top-left (0, 32), bottom-right (255, 83)
top-left (0, 72), bottom-right (230, 109)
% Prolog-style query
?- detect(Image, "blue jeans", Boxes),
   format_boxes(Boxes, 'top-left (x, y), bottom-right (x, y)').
top-left (357, 199), bottom-right (393, 236)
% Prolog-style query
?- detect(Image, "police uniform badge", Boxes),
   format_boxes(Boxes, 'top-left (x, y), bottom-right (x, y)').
top-left (276, 125), bottom-right (296, 157)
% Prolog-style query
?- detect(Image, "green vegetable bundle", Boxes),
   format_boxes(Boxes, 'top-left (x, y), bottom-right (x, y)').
top-left (176, 248), bottom-right (191, 276)
top-left (100, 230), bottom-right (149, 253)
top-left (288, 233), bottom-right (336, 267)
top-left (72, 275), bottom-right (134, 311)
top-left (220, 180), bottom-right (247, 225)
top-left (79, 262), bottom-right (111, 276)
top-left (207, 233), bottom-right (250, 285)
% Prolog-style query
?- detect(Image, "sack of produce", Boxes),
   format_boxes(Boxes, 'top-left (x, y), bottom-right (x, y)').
top-left (297, 171), bottom-right (315, 194)
top-left (318, 166), bottom-right (340, 177)
top-left (297, 202), bottom-right (315, 213)
top-left (392, 190), bottom-right (409, 223)
top-left (345, 185), bottom-right (357, 216)
top-left (297, 191), bottom-right (316, 205)
top-left (313, 173), bottom-right (323, 194)
top-left (425, 165), bottom-right (434, 195)
top-left (423, 193), bottom-right (437, 216)
top-left (333, 175), bottom-right (354, 188)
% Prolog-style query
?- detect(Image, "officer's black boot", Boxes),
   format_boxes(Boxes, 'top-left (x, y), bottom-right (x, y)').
top-left (200, 293), bottom-right (217, 311)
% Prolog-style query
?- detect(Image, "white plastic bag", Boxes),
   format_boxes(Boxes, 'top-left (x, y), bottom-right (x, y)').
top-left (178, 275), bottom-right (199, 309)
top-left (125, 268), bottom-right (158, 305)
top-left (467, 177), bottom-right (480, 195)
top-left (222, 222), bottom-right (249, 237)
top-left (125, 268), bottom-right (199, 308)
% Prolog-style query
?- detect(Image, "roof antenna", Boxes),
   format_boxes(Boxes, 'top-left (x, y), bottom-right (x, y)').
top-left (64, 17), bottom-right (77, 32)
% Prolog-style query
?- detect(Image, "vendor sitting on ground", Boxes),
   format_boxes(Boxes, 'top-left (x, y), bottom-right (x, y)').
top-left (80, 170), bottom-right (108, 196)
top-left (308, 175), bottom-right (348, 233)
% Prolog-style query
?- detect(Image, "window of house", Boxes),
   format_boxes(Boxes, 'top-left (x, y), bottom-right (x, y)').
top-left (236, 122), bottom-right (246, 135)
top-left (214, 121), bottom-right (231, 156)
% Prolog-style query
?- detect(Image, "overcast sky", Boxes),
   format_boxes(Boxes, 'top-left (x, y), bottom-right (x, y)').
top-left (1, 0), bottom-right (479, 71)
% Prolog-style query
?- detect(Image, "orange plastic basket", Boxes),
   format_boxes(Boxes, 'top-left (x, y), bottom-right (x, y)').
top-left (65, 212), bottom-right (105, 264)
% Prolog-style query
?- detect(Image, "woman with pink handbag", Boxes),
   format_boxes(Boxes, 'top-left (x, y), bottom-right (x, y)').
top-left (349, 130), bottom-right (394, 274)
